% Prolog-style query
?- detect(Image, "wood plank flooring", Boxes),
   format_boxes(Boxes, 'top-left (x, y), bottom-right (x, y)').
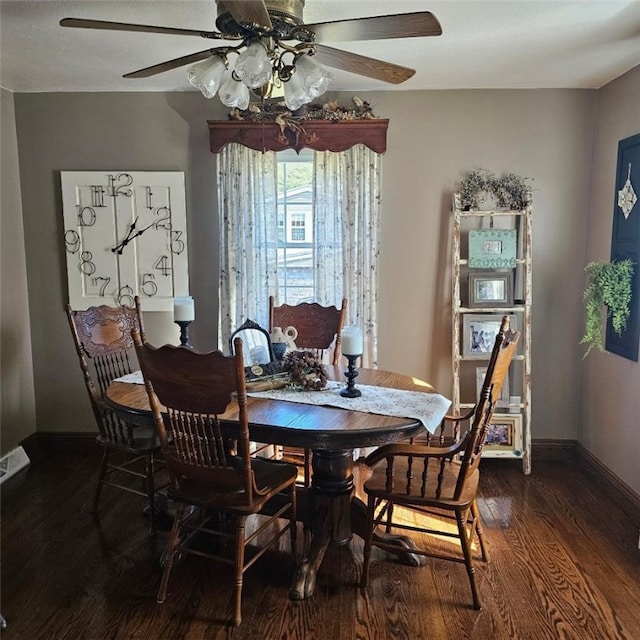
top-left (2, 451), bottom-right (639, 639)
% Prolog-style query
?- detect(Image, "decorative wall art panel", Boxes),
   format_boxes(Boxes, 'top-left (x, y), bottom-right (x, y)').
top-left (468, 229), bottom-right (517, 268)
top-left (61, 171), bottom-right (189, 311)
top-left (606, 133), bottom-right (640, 361)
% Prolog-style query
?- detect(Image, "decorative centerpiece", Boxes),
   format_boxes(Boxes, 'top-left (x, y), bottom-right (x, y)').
top-left (282, 350), bottom-right (328, 390)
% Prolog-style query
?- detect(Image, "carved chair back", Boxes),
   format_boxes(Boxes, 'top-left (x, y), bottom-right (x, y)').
top-left (268, 296), bottom-right (347, 365)
top-left (133, 335), bottom-right (260, 506)
top-left (66, 298), bottom-right (146, 449)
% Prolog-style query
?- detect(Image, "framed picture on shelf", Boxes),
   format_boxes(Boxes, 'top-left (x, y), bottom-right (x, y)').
top-left (462, 313), bottom-right (518, 358)
top-left (468, 271), bottom-right (514, 308)
top-left (484, 414), bottom-right (523, 455)
top-left (468, 229), bottom-right (517, 268)
top-left (476, 366), bottom-right (509, 407)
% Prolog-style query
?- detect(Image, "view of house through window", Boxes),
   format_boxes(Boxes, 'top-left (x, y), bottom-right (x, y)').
top-left (277, 151), bottom-right (317, 304)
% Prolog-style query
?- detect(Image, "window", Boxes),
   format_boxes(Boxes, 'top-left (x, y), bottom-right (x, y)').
top-left (277, 151), bottom-right (316, 304)
top-left (218, 143), bottom-right (381, 367)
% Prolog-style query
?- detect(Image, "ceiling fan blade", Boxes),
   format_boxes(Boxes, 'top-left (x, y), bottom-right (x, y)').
top-left (60, 17), bottom-right (223, 38)
top-left (314, 45), bottom-right (415, 84)
top-left (218, 1), bottom-right (272, 31)
top-left (305, 12), bottom-right (442, 43)
top-left (123, 49), bottom-right (217, 78)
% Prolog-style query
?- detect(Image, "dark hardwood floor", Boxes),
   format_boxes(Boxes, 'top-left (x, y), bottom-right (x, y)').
top-left (2, 450), bottom-right (639, 639)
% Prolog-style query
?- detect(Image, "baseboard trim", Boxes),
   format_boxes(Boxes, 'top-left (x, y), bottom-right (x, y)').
top-left (573, 441), bottom-right (640, 527)
top-left (531, 438), bottom-right (577, 461)
top-left (20, 431), bottom-right (96, 463)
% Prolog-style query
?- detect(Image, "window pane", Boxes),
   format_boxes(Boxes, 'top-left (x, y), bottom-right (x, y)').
top-left (277, 153), bottom-right (314, 304)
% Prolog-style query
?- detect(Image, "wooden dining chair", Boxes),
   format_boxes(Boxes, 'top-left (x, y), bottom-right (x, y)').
top-left (66, 297), bottom-right (166, 534)
top-left (132, 334), bottom-right (298, 628)
top-left (268, 296), bottom-right (348, 486)
top-left (360, 315), bottom-right (519, 610)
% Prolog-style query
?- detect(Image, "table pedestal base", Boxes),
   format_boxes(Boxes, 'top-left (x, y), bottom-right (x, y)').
top-left (289, 450), bottom-right (424, 600)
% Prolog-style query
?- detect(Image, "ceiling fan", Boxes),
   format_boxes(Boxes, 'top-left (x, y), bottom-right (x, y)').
top-left (60, 0), bottom-right (442, 109)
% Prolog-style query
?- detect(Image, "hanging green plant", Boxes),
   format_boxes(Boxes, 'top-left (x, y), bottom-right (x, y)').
top-left (581, 258), bottom-right (634, 357)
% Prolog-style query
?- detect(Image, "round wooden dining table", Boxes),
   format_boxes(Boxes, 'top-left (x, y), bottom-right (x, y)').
top-left (106, 365), bottom-right (437, 600)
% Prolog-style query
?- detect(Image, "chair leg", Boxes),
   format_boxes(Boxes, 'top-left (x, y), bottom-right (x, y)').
top-left (92, 449), bottom-right (110, 513)
top-left (232, 516), bottom-right (246, 627)
top-left (360, 495), bottom-right (376, 588)
top-left (456, 509), bottom-right (481, 610)
top-left (157, 503), bottom-right (186, 604)
top-left (145, 453), bottom-right (156, 536)
top-left (385, 501), bottom-right (394, 534)
top-left (289, 483), bottom-right (298, 561)
top-left (471, 500), bottom-right (489, 562)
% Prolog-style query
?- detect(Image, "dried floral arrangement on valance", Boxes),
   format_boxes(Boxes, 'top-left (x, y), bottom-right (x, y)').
top-left (208, 97), bottom-right (388, 154)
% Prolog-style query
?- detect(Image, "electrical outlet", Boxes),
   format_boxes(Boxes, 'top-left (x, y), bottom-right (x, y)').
top-left (0, 446), bottom-right (30, 484)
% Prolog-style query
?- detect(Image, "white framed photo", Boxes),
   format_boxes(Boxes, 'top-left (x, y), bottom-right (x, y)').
top-left (484, 414), bottom-right (523, 456)
top-left (468, 271), bottom-right (514, 308)
top-left (462, 314), bottom-right (518, 359)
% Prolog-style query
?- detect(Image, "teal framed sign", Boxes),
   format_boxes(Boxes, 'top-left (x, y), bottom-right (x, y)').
top-left (468, 229), bottom-right (517, 269)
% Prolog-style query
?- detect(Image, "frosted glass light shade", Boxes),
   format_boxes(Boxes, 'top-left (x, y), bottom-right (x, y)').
top-left (187, 56), bottom-right (227, 99)
top-left (234, 41), bottom-right (272, 89)
top-left (283, 70), bottom-right (309, 111)
top-left (219, 76), bottom-right (251, 110)
top-left (296, 55), bottom-right (333, 99)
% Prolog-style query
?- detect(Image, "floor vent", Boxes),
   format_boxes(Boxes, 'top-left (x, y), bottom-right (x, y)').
top-left (0, 446), bottom-right (30, 484)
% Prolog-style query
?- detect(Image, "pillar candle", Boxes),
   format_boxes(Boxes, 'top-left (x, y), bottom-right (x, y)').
top-left (173, 296), bottom-right (195, 322)
top-left (341, 325), bottom-right (363, 356)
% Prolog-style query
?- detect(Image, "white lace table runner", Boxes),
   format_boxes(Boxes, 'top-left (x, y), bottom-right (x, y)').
top-left (113, 373), bottom-right (451, 434)
top-left (248, 381), bottom-right (451, 434)
top-left (115, 371), bottom-right (144, 384)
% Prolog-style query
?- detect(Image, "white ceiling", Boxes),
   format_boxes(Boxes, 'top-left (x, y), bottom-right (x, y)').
top-left (1, 1), bottom-right (639, 94)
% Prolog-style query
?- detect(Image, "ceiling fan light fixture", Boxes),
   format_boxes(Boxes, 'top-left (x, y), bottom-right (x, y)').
top-left (234, 40), bottom-right (273, 89)
top-left (187, 55), bottom-right (227, 98)
top-left (295, 54), bottom-right (332, 99)
top-left (282, 66), bottom-right (309, 111)
top-left (219, 75), bottom-right (251, 110)
top-left (282, 52), bottom-right (331, 110)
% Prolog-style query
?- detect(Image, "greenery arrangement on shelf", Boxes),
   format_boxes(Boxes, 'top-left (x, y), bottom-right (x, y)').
top-left (228, 95), bottom-right (377, 125)
top-left (457, 168), bottom-right (533, 210)
top-left (581, 258), bottom-right (634, 357)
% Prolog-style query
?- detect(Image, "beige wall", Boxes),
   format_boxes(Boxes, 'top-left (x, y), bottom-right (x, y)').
top-left (582, 65), bottom-right (640, 495)
top-left (6, 73), bottom-right (638, 493)
top-left (1, 88), bottom-right (36, 454)
top-left (13, 92), bottom-right (225, 432)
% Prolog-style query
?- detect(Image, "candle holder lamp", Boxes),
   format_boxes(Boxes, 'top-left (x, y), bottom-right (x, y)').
top-left (175, 320), bottom-right (193, 348)
top-left (173, 296), bottom-right (195, 349)
top-left (340, 354), bottom-right (362, 398)
top-left (340, 325), bottom-right (364, 398)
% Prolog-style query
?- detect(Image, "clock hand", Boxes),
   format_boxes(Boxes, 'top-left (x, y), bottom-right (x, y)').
top-left (112, 218), bottom-right (139, 254)
top-left (111, 218), bottom-right (157, 254)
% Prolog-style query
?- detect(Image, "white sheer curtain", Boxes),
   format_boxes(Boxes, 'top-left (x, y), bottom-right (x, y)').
top-left (314, 146), bottom-right (381, 367)
top-left (218, 143), bottom-right (381, 366)
top-left (217, 144), bottom-right (277, 347)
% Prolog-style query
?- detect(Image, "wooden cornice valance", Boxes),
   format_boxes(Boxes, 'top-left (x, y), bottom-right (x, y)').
top-left (207, 119), bottom-right (388, 154)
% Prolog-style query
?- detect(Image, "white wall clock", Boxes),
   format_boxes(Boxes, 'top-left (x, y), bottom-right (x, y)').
top-left (61, 171), bottom-right (188, 311)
